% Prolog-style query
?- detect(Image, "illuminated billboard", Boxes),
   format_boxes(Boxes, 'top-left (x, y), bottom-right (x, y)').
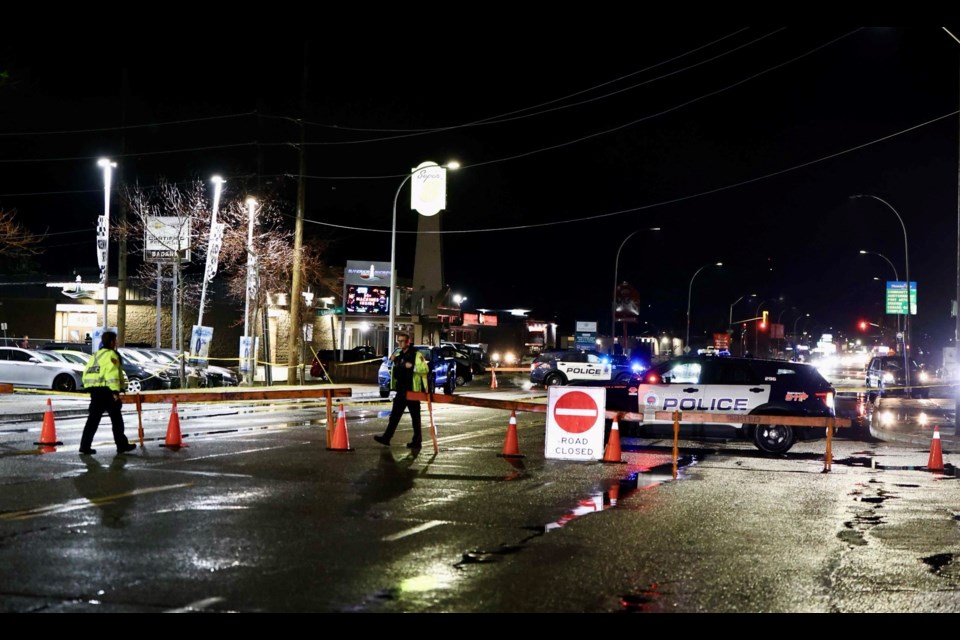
top-left (346, 284), bottom-right (389, 315)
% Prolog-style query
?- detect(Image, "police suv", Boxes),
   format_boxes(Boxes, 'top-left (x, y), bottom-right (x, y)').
top-left (530, 349), bottom-right (643, 386)
top-left (599, 355), bottom-right (837, 454)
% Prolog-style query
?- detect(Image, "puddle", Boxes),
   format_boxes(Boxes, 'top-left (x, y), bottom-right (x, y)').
top-left (619, 583), bottom-right (662, 612)
top-left (921, 553), bottom-right (954, 574)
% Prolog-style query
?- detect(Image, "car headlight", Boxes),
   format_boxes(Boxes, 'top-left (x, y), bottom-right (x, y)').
top-left (883, 372), bottom-right (895, 383)
top-left (918, 371), bottom-right (929, 383)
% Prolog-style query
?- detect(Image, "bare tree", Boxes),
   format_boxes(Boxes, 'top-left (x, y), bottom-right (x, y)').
top-left (0, 209), bottom-right (41, 257)
top-left (122, 179), bottom-right (209, 367)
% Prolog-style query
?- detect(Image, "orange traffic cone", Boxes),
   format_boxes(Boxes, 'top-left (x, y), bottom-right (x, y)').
top-left (160, 399), bottom-right (187, 448)
top-left (35, 398), bottom-right (63, 446)
top-left (327, 403), bottom-right (354, 451)
top-left (498, 410), bottom-right (524, 458)
top-left (927, 425), bottom-right (944, 471)
top-left (602, 417), bottom-right (626, 464)
top-left (606, 483), bottom-right (619, 507)
top-left (490, 369), bottom-right (498, 389)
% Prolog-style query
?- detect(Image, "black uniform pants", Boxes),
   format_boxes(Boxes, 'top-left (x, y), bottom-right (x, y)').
top-left (382, 389), bottom-right (422, 443)
top-left (80, 387), bottom-right (130, 451)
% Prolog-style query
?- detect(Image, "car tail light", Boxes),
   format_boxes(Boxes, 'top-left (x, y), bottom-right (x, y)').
top-left (646, 372), bottom-right (661, 384)
top-left (815, 391), bottom-right (835, 410)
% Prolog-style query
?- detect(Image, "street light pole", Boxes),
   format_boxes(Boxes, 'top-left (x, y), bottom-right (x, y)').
top-left (97, 158), bottom-right (116, 331)
top-left (852, 195), bottom-right (911, 392)
top-left (198, 175), bottom-right (225, 328)
top-left (388, 161), bottom-right (459, 353)
top-left (244, 197), bottom-right (258, 381)
top-left (793, 313), bottom-right (810, 348)
top-left (686, 262), bottom-right (722, 351)
top-left (859, 249), bottom-right (900, 332)
top-left (612, 228), bottom-right (660, 352)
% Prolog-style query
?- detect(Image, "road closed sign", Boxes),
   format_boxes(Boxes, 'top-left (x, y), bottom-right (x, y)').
top-left (545, 386), bottom-right (606, 461)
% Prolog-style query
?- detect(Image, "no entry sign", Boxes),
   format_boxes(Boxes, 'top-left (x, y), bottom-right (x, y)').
top-left (545, 386), bottom-right (606, 461)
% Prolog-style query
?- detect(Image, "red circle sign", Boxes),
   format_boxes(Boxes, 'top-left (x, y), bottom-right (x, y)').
top-left (553, 391), bottom-right (599, 433)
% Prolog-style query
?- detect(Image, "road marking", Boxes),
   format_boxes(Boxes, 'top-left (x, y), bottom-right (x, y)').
top-left (382, 520), bottom-right (447, 541)
top-left (166, 596), bottom-right (228, 613)
top-left (0, 483), bottom-right (194, 521)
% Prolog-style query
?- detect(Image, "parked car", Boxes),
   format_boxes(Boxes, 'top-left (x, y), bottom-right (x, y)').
top-left (865, 355), bottom-right (929, 399)
top-left (377, 345), bottom-right (456, 399)
top-left (44, 349), bottom-right (171, 393)
top-left (40, 341), bottom-right (93, 354)
top-left (0, 347), bottom-right (85, 392)
top-left (530, 349), bottom-right (642, 386)
top-left (586, 355), bottom-right (837, 455)
top-left (151, 349), bottom-right (239, 387)
top-left (440, 345), bottom-right (474, 387)
top-left (118, 347), bottom-right (188, 389)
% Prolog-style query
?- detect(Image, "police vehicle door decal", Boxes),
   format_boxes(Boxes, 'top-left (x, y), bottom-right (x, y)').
top-left (703, 384), bottom-right (770, 418)
top-left (557, 360), bottom-right (612, 381)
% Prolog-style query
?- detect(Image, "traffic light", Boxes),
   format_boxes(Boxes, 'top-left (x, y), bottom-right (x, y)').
top-left (760, 310), bottom-right (768, 330)
top-left (858, 320), bottom-right (868, 331)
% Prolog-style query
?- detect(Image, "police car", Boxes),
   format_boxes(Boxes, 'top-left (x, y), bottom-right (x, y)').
top-left (529, 349), bottom-right (644, 386)
top-left (599, 355), bottom-right (837, 454)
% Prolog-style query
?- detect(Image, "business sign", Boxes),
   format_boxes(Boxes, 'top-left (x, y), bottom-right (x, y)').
top-left (575, 321), bottom-right (597, 351)
top-left (345, 260), bottom-right (392, 286)
top-left (410, 161), bottom-right (447, 217)
top-left (886, 281), bottom-right (918, 315)
top-left (239, 336), bottom-right (259, 373)
top-left (545, 387), bottom-right (606, 461)
top-left (189, 325), bottom-right (213, 366)
top-left (345, 284), bottom-right (389, 315)
top-left (145, 216), bottom-right (192, 263)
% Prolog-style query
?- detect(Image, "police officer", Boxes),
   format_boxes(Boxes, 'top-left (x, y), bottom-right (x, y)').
top-left (79, 331), bottom-right (136, 455)
top-left (373, 332), bottom-right (429, 448)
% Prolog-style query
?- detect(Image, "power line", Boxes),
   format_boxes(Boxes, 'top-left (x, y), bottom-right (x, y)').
top-left (0, 111), bottom-right (256, 137)
top-left (295, 108), bottom-right (959, 234)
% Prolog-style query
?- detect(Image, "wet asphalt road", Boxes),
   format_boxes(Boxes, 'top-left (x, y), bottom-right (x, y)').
top-left (0, 379), bottom-right (958, 613)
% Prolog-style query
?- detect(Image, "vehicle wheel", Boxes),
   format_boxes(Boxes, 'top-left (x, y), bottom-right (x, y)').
top-left (444, 377), bottom-right (455, 395)
top-left (126, 377), bottom-right (143, 394)
top-left (455, 373), bottom-right (467, 387)
top-left (53, 374), bottom-right (77, 393)
top-left (752, 423), bottom-right (795, 454)
top-left (379, 387), bottom-right (390, 399)
top-left (543, 372), bottom-right (565, 387)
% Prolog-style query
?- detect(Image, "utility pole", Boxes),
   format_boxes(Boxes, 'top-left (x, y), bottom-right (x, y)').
top-left (287, 41), bottom-right (308, 385)
top-left (117, 68), bottom-right (129, 344)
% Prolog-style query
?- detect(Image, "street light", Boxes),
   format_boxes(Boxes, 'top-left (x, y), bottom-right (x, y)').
top-left (793, 313), bottom-right (810, 343)
top-left (96, 157), bottom-right (116, 331)
top-left (851, 195), bottom-right (911, 391)
top-left (388, 161), bottom-right (459, 352)
top-left (685, 262), bottom-right (722, 350)
top-left (198, 175), bottom-right (225, 328)
top-left (859, 249), bottom-right (901, 332)
top-left (612, 227), bottom-right (660, 350)
top-left (728, 293), bottom-right (756, 329)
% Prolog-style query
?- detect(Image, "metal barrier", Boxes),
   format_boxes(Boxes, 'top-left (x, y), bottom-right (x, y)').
top-left (407, 391), bottom-right (850, 473)
top-left (133, 386), bottom-right (353, 448)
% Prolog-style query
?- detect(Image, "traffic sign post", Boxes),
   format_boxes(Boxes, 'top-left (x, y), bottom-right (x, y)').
top-left (544, 386), bottom-right (606, 461)
top-left (885, 281), bottom-right (917, 315)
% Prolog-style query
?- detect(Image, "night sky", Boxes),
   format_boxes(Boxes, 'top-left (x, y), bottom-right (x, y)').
top-left (2, 27), bottom-right (960, 355)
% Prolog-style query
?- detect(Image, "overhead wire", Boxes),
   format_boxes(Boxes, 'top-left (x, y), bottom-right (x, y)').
top-left (293, 109), bottom-right (959, 234)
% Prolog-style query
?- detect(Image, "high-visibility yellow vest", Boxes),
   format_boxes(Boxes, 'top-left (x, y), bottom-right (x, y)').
top-left (81, 348), bottom-right (126, 391)
top-left (389, 349), bottom-right (430, 392)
